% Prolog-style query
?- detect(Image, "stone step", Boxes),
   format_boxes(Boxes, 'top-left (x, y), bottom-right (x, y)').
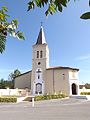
top-left (70, 95), bottom-right (90, 100)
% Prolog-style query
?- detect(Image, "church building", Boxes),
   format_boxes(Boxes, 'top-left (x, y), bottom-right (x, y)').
top-left (14, 26), bottom-right (79, 96)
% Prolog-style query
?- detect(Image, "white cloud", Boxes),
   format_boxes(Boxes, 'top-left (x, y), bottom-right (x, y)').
top-left (76, 54), bottom-right (90, 61)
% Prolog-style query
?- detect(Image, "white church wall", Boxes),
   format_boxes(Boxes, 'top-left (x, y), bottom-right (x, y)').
top-left (69, 80), bottom-right (80, 95)
top-left (69, 70), bottom-right (79, 95)
top-left (69, 71), bottom-right (78, 80)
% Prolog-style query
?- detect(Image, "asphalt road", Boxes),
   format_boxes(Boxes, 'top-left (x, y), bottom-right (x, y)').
top-left (0, 98), bottom-right (89, 120)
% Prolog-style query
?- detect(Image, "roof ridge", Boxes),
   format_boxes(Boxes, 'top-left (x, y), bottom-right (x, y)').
top-left (47, 66), bottom-right (79, 71)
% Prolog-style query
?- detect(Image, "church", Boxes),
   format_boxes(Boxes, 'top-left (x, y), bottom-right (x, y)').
top-left (14, 25), bottom-right (79, 96)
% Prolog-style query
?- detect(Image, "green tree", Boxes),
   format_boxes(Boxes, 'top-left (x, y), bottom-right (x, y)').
top-left (80, 0), bottom-right (90, 20)
top-left (4, 80), bottom-right (13, 89)
top-left (0, 78), bottom-right (5, 89)
top-left (8, 69), bottom-right (21, 88)
top-left (85, 83), bottom-right (90, 89)
top-left (27, 0), bottom-right (69, 16)
top-left (0, 6), bottom-right (25, 53)
top-left (27, 0), bottom-right (90, 20)
top-left (0, 78), bottom-right (15, 89)
top-left (0, 0), bottom-right (90, 53)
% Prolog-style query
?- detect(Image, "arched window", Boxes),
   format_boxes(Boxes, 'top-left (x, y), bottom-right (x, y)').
top-left (37, 51), bottom-right (39, 58)
top-left (36, 83), bottom-right (42, 94)
top-left (40, 50), bottom-right (43, 58)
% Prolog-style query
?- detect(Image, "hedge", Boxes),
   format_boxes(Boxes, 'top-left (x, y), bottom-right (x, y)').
top-left (35, 93), bottom-right (67, 101)
top-left (81, 92), bottom-right (90, 95)
top-left (0, 97), bottom-right (17, 103)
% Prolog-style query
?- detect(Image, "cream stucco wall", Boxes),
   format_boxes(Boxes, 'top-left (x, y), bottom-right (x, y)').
top-left (14, 71), bottom-right (31, 89)
top-left (45, 69), bottom-right (70, 95)
top-left (14, 69), bottom-right (79, 96)
top-left (31, 44), bottom-right (49, 94)
top-left (69, 70), bottom-right (78, 80)
top-left (32, 44), bottom-right (49, 68)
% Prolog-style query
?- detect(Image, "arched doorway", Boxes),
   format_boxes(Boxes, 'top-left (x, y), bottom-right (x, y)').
top-left (72, 83), bottom-right (77, 95)
top-left (36, 83), bottom-right (42, 94)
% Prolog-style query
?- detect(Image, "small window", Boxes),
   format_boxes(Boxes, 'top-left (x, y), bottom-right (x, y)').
top-left (38, 62), bottom-right (41, 65)
top-left (37, 51), bottom-right (39, 58)
top-left (40, 50), bottom-right (43, 58)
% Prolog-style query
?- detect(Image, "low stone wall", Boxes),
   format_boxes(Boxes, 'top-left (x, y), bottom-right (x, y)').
top-left (79, 87), bottom-right (90, 93)
top-left (0, 88), bottom-right (28, 96)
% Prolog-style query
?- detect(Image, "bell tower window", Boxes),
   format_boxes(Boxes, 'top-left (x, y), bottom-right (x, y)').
top-left (37, 51), bottom-right (39, 58)
top-left (40, 50), bottom-right (43, 58)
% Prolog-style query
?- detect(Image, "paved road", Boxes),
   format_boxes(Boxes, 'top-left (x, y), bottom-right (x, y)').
top-left (0, 98), bottom-right (89, 120)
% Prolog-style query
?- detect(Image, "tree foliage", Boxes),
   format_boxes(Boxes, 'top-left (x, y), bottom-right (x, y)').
top-left (8, 69), bottom-right (21, 81)
top-left (28, 0), bottom-right (70, 16)
top-left (28, 0), bottom-right (90, 20)
top-left (80, 0), bottom-right (90, 20)
top-left (0, 6), bottom-right (25, 53)
top-left (0, 0), bottom-right (90, 53)
top-left (80, 12), bottom-right (90, 20)
top-left (8, 69), bottom-right (21, 88)
top-left (0, 69), bottom-right (21, 89)
top-left (0, 79), bottom-right (13, 89)
top-left (85, 83), bottom-right (90, 89)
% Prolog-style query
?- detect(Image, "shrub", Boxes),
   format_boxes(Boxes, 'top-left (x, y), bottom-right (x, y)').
top-left (0, 97), bottom-right (17, 103)
top-left (35, 93), bottom-right (67, 101)
top-left (35, 95), bottom-right (44, 101)
top-left (81, 92), bottom-right (90, 95)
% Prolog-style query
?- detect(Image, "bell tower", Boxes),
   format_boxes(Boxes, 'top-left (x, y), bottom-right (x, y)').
top-left (31, 25), bottom-right (49, 95)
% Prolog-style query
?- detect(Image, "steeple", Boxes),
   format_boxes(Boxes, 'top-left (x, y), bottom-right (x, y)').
top-left (36, 25), bottom-right (46, 45)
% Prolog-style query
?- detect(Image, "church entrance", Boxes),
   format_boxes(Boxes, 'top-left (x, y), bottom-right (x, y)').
top-left (72, 83), bottom-right (77, 95)
top-left (36, 83), bottom-right (42, 94)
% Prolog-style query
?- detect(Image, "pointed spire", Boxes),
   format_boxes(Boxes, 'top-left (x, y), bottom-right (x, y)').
top-left (36, 24), bottom-right (46, 45)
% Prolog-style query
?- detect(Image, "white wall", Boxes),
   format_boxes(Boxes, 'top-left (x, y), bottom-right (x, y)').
top-left (0, 88), bottom-right (27, 96)
top-left (80, 87), bottom-right (90, 93)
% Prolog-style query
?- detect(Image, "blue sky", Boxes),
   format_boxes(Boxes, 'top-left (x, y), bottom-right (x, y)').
top-left (0, 0), bottom-right (90, 84)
